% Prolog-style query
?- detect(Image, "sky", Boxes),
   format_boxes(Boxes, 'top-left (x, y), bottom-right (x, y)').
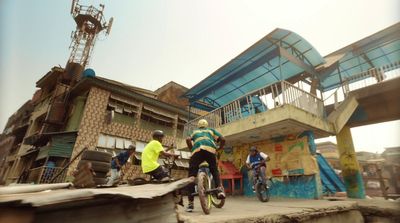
top-left (0, 0), bottom-right (399, 153)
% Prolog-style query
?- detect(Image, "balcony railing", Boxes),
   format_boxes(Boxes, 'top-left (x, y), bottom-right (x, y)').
top-left (323, 61), bottom-right (400, 106)
top-left (184, 80), bottom-right (324, 136)
top-left (26, 166), bottom-right (67, 184)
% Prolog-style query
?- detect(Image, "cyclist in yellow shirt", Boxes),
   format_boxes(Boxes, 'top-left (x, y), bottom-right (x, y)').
top-left (141, 130), bottom-right (179, 181)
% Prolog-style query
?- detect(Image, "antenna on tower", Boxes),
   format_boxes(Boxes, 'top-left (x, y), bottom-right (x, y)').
top-left (66, 0), bottom-right (113, 81)
top-left (106, 17), bottom-right (114, 35)
top-left (70, 0), bottom-right (77, 14)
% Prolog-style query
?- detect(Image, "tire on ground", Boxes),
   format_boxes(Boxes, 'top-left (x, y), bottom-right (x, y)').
top-left (197, 172), bottom-right (211, 215)
top-left (78, 160), bottom-right (111, 173)
top-left (81, 150), bottom-right (112, 163)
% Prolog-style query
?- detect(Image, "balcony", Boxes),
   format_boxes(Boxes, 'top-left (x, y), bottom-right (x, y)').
top-left (26, 166), bottom-right (66, 184)
top-left (183, 81), bottom-right (335, 146)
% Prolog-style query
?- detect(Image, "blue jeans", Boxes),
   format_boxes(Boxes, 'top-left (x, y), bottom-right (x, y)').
top-left (252, 166), bottom-right (266, 185)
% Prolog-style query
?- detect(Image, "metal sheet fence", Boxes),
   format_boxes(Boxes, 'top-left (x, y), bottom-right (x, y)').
top-left (27, 166), bottom-right (67, 184)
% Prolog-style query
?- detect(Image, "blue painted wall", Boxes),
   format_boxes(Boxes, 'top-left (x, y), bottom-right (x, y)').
top-left (243, 175), bottom-right (319, 199)
top-left (269, 175), bottom-right (317, 199)
top-left (243, 131), bottom-right (323, 199)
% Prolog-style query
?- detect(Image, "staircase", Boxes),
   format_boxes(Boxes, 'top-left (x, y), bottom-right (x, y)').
top-left (327, 94), bottom-right (359, 133)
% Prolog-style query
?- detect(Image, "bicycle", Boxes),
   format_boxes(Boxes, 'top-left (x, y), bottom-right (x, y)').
top-left (252, 164), bottom-right (270, 202)
top-left (129, 155), bottom-right (177, 185)
top-left (191, 162), bottom-right (225, 214)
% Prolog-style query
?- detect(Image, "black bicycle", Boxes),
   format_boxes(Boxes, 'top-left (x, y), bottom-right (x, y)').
top-left (252, 164), bottom-right (270, 202)
top-left (129, 155), bottom-right (177, 185)
top-left (192, 162), bottom-right (225, 214)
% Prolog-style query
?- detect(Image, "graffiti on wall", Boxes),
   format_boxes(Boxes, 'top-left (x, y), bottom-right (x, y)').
top-left (219, 136), bottom-right (318, 177)
top-left (337, 126), bottom-right (366, 198)
top-left (218, 133), bottom-right (321, 199)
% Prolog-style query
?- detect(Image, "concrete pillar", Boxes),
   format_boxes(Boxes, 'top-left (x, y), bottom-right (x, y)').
top-left (336, 126), bottom-right (365, 199)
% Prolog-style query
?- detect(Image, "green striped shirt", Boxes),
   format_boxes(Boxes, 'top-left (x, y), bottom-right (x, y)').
top-left (190, 127), bottom-right (222, 154)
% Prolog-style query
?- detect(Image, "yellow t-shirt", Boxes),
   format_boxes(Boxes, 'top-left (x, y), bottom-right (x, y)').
top-left (141, 140), bottom-right (164, 173)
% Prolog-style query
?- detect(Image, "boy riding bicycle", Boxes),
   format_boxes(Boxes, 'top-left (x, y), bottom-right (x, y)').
top-left (185, 119), bottom-right (226, 212)
top-left (141, 130), bottom-right (179, 181)
top-left (246, 146), bottom-right (269, 187)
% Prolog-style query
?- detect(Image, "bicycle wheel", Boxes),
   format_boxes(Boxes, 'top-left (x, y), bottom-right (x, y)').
top-left (255, 182), bottom-right (270, 202)
top-left (197, 172), bottom-right (212, 214)
top-left (210, 176), bottom-right (225, 208)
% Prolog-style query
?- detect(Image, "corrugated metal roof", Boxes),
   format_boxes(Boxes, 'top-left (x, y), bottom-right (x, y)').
top-left (319, 22), bottom-right (400, 91)
top-left (183, 28), bottom-right (324, 110)
top-left (0, 178), bottom-right (192, 207)
top-left (96, 76), bottom-right (158, 98)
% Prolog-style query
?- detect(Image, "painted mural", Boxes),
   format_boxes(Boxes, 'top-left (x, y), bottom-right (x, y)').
top-left (218, 133), bottom-right (321, 199)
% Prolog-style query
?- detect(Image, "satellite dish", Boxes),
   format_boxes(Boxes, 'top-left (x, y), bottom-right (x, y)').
top-left (106, 17), bottom-right (114, 35)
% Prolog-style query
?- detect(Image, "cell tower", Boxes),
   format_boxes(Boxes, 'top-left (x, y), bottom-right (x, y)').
top-left (67, 0), bottom-right (113, 69)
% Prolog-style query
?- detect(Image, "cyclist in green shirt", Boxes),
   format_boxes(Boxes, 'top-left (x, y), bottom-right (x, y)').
top-left (185, 119), bottom-right (226, 212)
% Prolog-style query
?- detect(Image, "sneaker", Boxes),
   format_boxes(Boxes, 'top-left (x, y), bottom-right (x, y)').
top-left (160, 176), bottom-right (171, 182)
top-left (186, 202), bottom-right (194, 212)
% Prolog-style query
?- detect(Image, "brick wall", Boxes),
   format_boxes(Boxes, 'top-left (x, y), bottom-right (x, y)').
top-left (66, 87), bottom-right (177, 178)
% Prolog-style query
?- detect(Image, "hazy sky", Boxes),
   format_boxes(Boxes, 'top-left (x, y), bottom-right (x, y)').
top-left (0, 0), bottom-right (399, 153)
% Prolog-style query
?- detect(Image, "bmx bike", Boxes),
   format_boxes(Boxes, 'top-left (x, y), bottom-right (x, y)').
top-left (191, 163), bottom-right (225, 214)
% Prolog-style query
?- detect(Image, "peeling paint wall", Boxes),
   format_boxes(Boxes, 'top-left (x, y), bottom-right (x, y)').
top-left (219, 133), bottom-right (322, 199)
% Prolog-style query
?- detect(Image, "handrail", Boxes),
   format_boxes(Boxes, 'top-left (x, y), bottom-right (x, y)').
top-left (185, 61), bottom-right (400, 136)
top-left (184, 80), bottom-right (324, 136)
top-left (323, 61), bottom-right (400, 106)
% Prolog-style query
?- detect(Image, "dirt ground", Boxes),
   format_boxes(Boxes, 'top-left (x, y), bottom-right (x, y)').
top-left (176, 196), bottom-right (400, 223)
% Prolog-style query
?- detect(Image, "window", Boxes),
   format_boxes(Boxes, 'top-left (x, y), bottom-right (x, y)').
top-left (140, 106), bottom-right (175, 136)
top-left (106, 95), bottom-right (139, 126)
top-left (97, 134), bottom-right (134, 154)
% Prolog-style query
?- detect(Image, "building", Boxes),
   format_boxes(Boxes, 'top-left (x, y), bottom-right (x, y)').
top-left (179, 23), bottom-right (400, 199)
top-left (0, 1), bottom-right (198, 185)
top-left (381, 147), bottom-right (400, 196)
top-left (0, 100), bottom-right (33, 184)
top-left (382, 147), bottom-right (400, 165)
top-left (63, 75), bottom-right (191, 180)
top-left (0, 68), bottom-right (192, 185)
top-left (316, 141), bottom-right (341, 170)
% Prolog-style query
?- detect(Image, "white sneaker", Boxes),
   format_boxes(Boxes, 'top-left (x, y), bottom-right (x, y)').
top-left (160, 176), bottom-right (171, 182)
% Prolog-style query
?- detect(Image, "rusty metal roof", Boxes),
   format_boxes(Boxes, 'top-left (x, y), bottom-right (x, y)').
top-left (0, 178), bottom-right (192, 207)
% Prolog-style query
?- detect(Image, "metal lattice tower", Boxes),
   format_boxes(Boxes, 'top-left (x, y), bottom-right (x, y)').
top-left (68, 0), bottom-right (113, 68)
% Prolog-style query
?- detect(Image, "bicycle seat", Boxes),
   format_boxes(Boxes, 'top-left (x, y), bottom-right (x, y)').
top-left (199, 161), bottom-right (209, 168)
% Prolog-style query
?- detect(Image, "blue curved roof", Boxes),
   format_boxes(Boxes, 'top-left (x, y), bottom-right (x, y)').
top-left (184, 28), bottom-right (325, 110)
top-left (319, 22), bottom-right (400, 91)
